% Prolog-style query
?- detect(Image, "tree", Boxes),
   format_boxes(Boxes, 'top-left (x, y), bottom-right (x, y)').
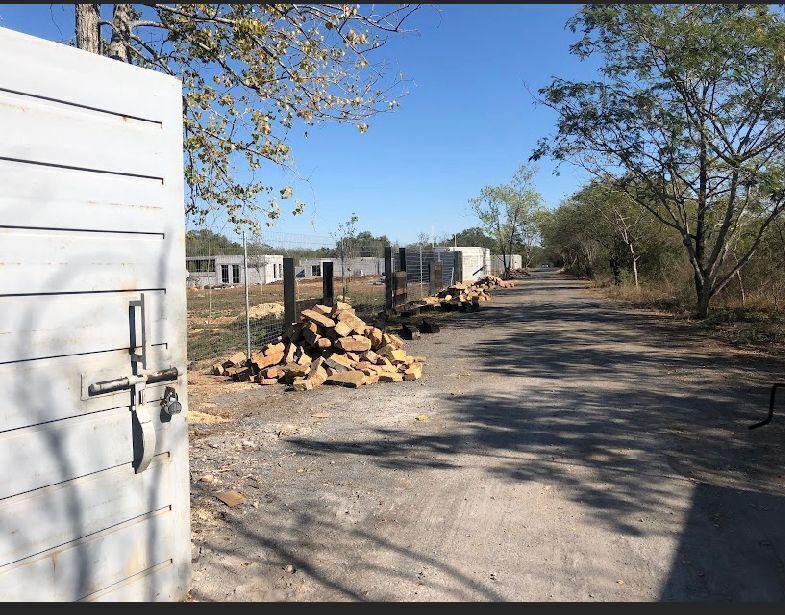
top-left (450, 227), bottom-right (496, 251)
top-left (333, 213), bottom-right (359, 300)
top-left (74, 4), bottom-right (418, 227)
top-left (539, 200), bottom-right (598, 276)
top-left (574, 181), bottom-right (652, 288)
top-left (533, 4), bottom-right (785, 317)
top-left (541, 181), bottom-right (688, 286)
top-left (354, 230), bottom-right (390, 248)
top-left (185, 228), bottom-right (242, 255)
top-left (469, 164), bottom-right (543, 276)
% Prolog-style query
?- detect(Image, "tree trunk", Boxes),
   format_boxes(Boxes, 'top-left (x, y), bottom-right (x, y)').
top-left (695, 276), bottom-right (711, 318)
top-left (75, 4), bottom-right (100, 53)
top-left (108, 4), bottom-right (133, 62)
top-left (629, 243), bottom-right (639, 289)
top-left (736, 269), bottom-right (746, 308)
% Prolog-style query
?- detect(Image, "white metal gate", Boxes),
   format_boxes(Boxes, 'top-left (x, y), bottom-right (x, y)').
top-left (0, 28), bottom-right (190, 601)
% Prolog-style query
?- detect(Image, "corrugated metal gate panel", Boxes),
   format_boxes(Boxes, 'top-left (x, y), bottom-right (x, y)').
top-left (0, 27), bottom-right (190, 601)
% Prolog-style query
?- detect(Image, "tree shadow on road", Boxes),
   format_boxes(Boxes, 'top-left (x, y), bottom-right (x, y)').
top-left (284, 274), bottom-right (785, 599)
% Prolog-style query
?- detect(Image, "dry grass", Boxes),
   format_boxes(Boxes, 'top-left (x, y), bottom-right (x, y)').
top-left (593, 276), bottom-right (785, 354)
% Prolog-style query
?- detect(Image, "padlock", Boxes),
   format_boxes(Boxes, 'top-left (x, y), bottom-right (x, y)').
top-left (161, 385), bottom-right (182, 416)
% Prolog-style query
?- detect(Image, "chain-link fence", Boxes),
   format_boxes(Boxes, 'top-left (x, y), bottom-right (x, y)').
top-left (185, 224), bottom-right (529, 363)
top-left (186, 226), bottom-right (398, 363)
top-left (186, 227), bottom-right (332, 362)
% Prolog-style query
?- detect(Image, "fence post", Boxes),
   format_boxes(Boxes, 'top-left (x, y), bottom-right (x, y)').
top-left (419, 244), bottom-right (424, 299)
top-left (340, 239), bottom-right (347, 302)
top-left (322, 261), bottom-right (334, 307)
top-left (384, 246), bottom-right (393, 311)
top-left (283, 257), bottom-right (296, 336)
top-left (454, 250), bottom-right (463, 283)
top-left (242, 228), bottom-right (251, 359)
top-left (399, 247), bottom-right (407, 273)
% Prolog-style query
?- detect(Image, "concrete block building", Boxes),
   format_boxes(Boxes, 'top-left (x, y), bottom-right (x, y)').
top-left (296, 256), bottom-right (385, 279)
top-left (490, 253), bottom-right (523, 274)
top-left (186, 254), bottom-right (284, 288)
top-left (435, 247), bottom-right (492, 283)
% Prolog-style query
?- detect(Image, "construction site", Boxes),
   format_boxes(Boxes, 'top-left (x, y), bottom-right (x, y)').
top-left (2, 3), bottom-right (785, 605)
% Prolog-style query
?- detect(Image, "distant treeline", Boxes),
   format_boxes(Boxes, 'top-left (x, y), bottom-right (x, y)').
top-left (186, 227), bottom-right (535, 260)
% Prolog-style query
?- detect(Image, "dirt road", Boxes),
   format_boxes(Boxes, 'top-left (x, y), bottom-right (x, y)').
top-left (188, 270), bottom-right (785, 601)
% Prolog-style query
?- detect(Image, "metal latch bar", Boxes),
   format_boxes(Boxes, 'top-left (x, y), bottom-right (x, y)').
top-left (86, 367), bottom-right (179, 397)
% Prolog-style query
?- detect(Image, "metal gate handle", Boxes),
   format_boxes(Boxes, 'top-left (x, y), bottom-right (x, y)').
top-left (130, 293), bottom-right (149, 371)
top-left (134, 408), bottom-right (155, 474)
top-left (83, 294), bottom-right (181, 473)
top-left (130, 292), bottom-right (155, 473)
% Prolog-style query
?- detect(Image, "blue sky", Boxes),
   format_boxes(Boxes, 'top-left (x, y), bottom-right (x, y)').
top-left (0, 4), bottom-right (597, 244)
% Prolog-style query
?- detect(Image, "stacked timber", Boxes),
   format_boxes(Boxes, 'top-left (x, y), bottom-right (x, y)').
top-left (473, 275), bottom-right (516, 289)
top-left (508, 268), bottom-right (530, 279)
top-left (211, 301), bottom-right (424, 391)
top-left (434, 281), bottom-right (491, 311)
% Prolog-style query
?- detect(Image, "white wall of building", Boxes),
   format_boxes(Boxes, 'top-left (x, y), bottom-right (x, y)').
top-left (435, 247), bottom-right (491, 283)
top-left (491, 253), bottom-right (522, 273)
top-left (186, 254), bottom-right (284, 287)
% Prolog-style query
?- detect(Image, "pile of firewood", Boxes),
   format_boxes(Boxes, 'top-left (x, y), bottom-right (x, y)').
top-left (401, 276), bottom-right (515, 314)
top-left (434, 281), bottom-right (491, 309)
top-left (473, 275), bottom-right (516, 288)
top-left (507, 268), bottom-right (530, 279)
top-left (211, 301), bottom-right (423, 391)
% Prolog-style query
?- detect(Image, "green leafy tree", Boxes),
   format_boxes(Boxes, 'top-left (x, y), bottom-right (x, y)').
top-left (533, 4), bottom-right (785, 317)
top-left (469, 164), bottom-right (543, 276)
top-left (74, 4), bottom-right (418, 227)
top-left (541, 182), bottom-right (686, 285)
top-left (451, 227), bottom-right (496, 251)
top-left (185, 228), bottom-right (242, 255)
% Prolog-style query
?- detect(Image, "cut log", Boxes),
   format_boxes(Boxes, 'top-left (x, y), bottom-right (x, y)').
top-left (400, 324), bottom-right (420, 340)
top-left (326, 370), bottom-right (365, 388)
top-left (418, 319), bottom-right (440, 334)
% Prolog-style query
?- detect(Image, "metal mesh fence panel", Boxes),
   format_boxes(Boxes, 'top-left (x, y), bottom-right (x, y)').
top-left (405, 244), bottom-right (435, 300)
top-left (337, 239), bottom-right (389, 320)
top-left (186, 226), bottom-right (335, 363)
top-left (250, 230), bottom-right (333, 355)
top-left (185, 224), bottom-right (248, 363)
top-left (186, 221), bottom-right (533, 362)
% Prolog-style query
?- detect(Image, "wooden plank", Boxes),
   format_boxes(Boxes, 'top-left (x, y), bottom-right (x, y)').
top-left (0, 345), bottom-right (177, 433)
top-left (0, 227), bottom-right (173, 295)
top-left (0, 159), bottom-right (166, 233)
top-left (0, 456), bottom-right (172, 566)
top-left (0, 89), bottom-right (164, 179)
top-left (0, 26), bottom-right (176, 122)
top-left (0, 403), bottom-right (186, 500)
top-left (0, 290), bottom-right (167, 364)
top-left (0, 507), bottom-right (174, 601)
